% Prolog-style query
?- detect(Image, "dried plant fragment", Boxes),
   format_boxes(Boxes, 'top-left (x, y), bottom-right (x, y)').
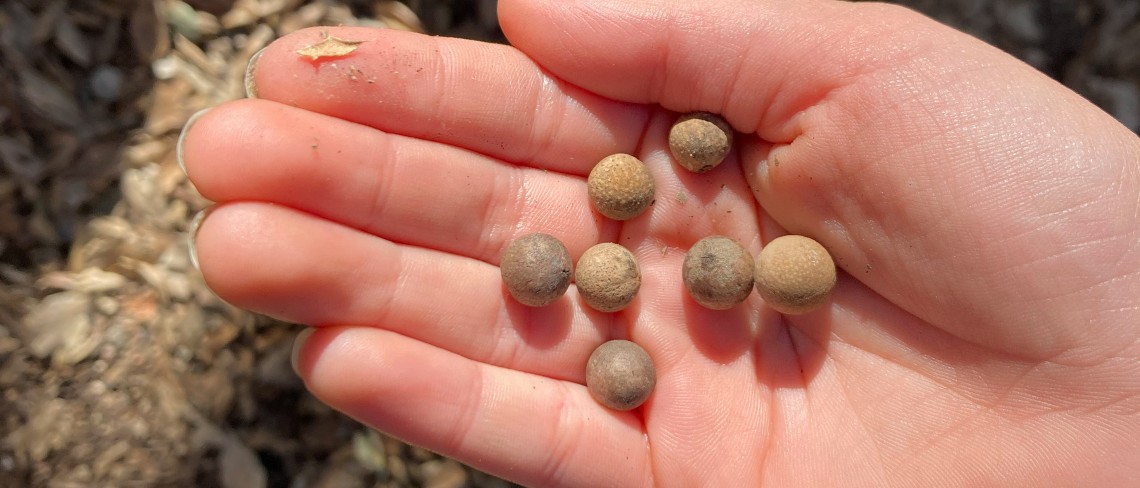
top-left (296, 31), bottom-right (366, 61)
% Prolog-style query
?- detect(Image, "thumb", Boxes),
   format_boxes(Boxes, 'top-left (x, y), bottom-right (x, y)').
top-left (500, 0), bottom-right (1140, 359)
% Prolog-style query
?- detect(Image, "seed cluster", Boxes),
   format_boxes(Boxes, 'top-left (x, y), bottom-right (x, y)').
top-left (497, 112), bottom-right (837, 411)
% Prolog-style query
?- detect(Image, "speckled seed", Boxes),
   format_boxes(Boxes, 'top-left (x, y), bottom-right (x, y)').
top-left (754, 235), bottom-right (836, 314)
top-left (587, 154), bottom-right (655, 221)
top-left (682, 236), bottom-right (755, 310)
top-left (575, 243), bottom-right (641, 312)
top-left (586, 340), bottom-right (656, 411)
top-left (668, 112), bottom-right (734, 173)
top-left (500, 233), bottom-right (573, 307)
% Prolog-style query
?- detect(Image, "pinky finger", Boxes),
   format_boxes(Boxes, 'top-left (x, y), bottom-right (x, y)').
top-left (293, 326), bottom-right (653, 487)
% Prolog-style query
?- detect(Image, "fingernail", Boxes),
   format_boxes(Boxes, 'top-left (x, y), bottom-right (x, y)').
top-left (245, 47), bottom-right (266, 99)
top-left (187, 207), bottom-right (213, 272)
top-left (291, 327), bottom-right (316, 374)
top-left (177, 108), bottom-right (211, 177)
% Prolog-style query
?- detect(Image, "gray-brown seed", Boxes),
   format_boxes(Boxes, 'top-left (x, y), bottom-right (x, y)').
top-left (668, 112), bottom-right (734, 173)
top-left (587, 153), bottom-right (655, 221)
top-left (575, 243), bottom-right (641, 312)
top-left (586, 340), bottom-right (656, 411)
top-left (754, 235), bottom-right (836, 314)
top-left (500, 233), bottom-right (573, 307)
top-left (682, 236), bottom-right (755, 310)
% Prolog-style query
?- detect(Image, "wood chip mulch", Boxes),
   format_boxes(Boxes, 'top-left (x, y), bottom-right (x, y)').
top-left (0, 1), bottom-right (512, 487)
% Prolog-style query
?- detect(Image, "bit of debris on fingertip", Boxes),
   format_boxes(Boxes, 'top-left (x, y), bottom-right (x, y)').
top-left (296, 31), bottom-right (366, 61)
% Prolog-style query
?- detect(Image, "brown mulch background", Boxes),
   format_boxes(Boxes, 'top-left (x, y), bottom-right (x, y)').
top-left (0, 1), bottom-right (1135, 487)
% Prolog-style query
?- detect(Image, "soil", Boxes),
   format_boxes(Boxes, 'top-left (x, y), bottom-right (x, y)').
top-left (0, 1), bottom-right (1135, 487)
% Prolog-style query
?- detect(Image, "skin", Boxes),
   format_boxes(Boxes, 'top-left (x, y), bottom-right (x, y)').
top-left (180, 0), bottom-right (1140, 486)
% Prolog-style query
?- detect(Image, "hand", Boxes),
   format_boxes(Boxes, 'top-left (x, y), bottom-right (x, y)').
top-left (180, 0), bottom-right (1140, 485)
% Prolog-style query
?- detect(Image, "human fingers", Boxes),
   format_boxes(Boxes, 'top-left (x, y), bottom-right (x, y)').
top-left (246, 26), bottom-right (649, 176)
top-left (293, 326), bottom-right (652, 488)
top-left (499, 0), bottom-right (861, 141)
top-left (502, 0), bottom-right (1140, 359)
top-left (193, 202), bottom-right (608, 382)
top-left (181, 99), bottom-right (616, 264)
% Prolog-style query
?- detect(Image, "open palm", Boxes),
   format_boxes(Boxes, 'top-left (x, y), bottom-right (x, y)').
top-left (182, 0), bottom-right (1140, 486)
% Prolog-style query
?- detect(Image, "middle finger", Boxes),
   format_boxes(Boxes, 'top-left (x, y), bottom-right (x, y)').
top-left (181, 99), bottom-right (617, 263)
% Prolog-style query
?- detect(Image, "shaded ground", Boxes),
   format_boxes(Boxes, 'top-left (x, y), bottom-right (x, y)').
top-left (0, 1), bottom-right (1135, 487)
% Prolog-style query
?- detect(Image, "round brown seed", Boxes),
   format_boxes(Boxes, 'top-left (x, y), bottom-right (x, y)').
top-left (754, 235), bottom-right (836, 314)
top-left (668, 112), bottom-right (734, 173)
top-left (575, 243), bottom-right (641, 312)
top-left (500, 233), bottom-right (573, 307)
top-left (586, 340), bottom-right (656, 411)
top-left (587, 153), bottom-right (655, 221)
top-left (682, 236), bottom-right (755, 310)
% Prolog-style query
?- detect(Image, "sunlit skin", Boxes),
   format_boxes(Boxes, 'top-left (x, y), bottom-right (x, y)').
top-left (180, 0), bottom-right (1140, 486)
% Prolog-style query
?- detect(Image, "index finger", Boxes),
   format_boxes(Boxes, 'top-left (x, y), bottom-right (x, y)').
top-left (248, 26), bottom-right (650, 176)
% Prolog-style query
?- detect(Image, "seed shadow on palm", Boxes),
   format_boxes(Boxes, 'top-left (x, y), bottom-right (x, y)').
top-left (680, 292), bottom-right (756, 363)
top-left (502, 286), bottom-right (579, 350)
top-left (754, 305), bottom-right (831, 388)
top-left (676, 278), bottom-right (831, 387)
top-left (672, 156), bottom-right (746, 200)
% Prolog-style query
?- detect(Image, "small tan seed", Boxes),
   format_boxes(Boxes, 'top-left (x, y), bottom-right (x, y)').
top-left (754, 235), bottom-right (836, 314)
top-left (586, 340), bottom-right (656, 411)
top-left (587, 154), bottom-right (655, 221)
top-left (575, 243), bottom-right (641, 312)
top-left (500, 233), bottom-right (573, 307)
top-left (682, 236), bottom-right (755, 310)
top-left (668, 112), bottom-right (734, 173)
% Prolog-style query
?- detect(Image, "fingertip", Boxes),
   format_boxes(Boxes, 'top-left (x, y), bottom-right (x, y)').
top-left (186, 206), bottom-right (214, 273)
top-left (177, 107), bottom-right (213, 180)
top-left (177, 98), bottom-right (299, 202)
top-left (291, 326), bottom-right (317, 376)
top-left (177, 101), bottom-right (244, 193)
top-left (292, 326), bottom-right (372, 396)
top-left (244, 46), bottom-right (266, 99)
top-left (291, 327), bottom-right (398, 412)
